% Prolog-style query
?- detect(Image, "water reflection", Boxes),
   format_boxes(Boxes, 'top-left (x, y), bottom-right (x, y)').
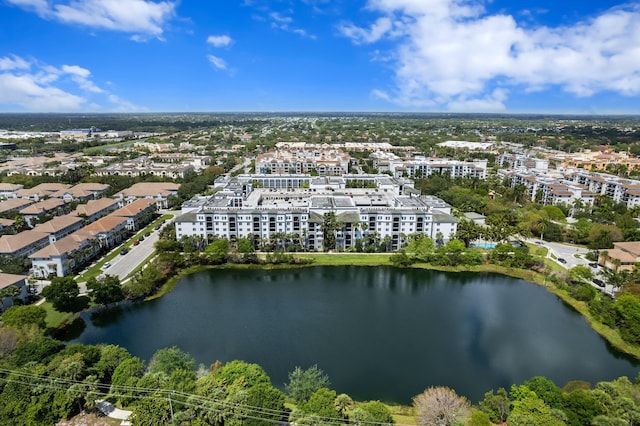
top-left (71, 266), bottom-right (640, 404)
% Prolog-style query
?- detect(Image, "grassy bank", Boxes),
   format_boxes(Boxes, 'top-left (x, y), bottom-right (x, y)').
top-left (47, 250), bottom-right (640, 361)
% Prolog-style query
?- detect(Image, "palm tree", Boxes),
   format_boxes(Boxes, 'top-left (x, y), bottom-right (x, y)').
top-left (0, 285), bottom-right (21, 312)
top-left (534, 218), bottom-right (550, 242)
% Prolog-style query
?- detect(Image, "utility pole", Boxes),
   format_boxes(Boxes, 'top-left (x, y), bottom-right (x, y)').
top-left (168, 391), bottom-right (175, 425)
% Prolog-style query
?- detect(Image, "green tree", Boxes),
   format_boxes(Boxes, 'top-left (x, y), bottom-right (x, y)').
top-left (334, 393), bottom-right (354, 418)
top-left (562, 389), bottom-right (604, 426)
top-left (1, 304), bottom-right (46, 329)
top-left (110, 357), bottom-right (145, 406)
top-left (508, 387), bottom-right (566, 426)
top-left (130, 394), bottom-right (172, 426)
top-left (148, 346), bottom-right (196, 376)
top-left (42, 277), bottom-right (80, 312)
top-left (479, 388), bottom-right (510, 423)
top-left (86, 274), bottom-right (124, 306)
top-left (355, 400), bottom-right (394, 424)
top-left (0, 285), bottom-right (21, 312)
top-left (302, 388), bottom-right (341, 419)
top-left (567, 265), bottom-right (594, 285)
top-left (285, 364), bottom-right (331, 404)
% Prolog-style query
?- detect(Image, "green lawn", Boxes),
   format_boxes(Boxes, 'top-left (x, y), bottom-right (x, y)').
top-left (293, 253), bottom-right (393, 266)
top-left (41, 301), bottom-right (76, 329)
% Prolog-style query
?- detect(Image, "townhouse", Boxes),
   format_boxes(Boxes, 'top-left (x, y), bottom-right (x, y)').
top-left (0, 273), bottom-right (28, 311)
top-left (0, 198), bottom-right (33, 215)
top-left (32, 214), bottom-right (85, 244)
top-left (0, 183), bottom-right (24, 199)
top-left (74, 198), bottom-right (120, 222)
top-left (114, 182), bottom-right (181, 209)
top-left (0, 230), bottom-right (50, 258)
top-left (111, 198), bottom-right (157, 231)
top-left (19, 198), bottom-right (68, 227)
top-left (30, 233), bottom-right (99, 279)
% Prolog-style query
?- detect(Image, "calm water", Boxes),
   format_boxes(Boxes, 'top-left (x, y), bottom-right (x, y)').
top-left (71, 266), bottom-right (639, 403)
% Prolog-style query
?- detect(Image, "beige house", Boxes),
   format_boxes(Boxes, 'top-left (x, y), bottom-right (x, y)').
top-left (32, 214), bottom-right (85, 244)
top-left (30, 233), bottom-right (98, 278)
top-left (114, 182), bottom-right (180, 209)
top-left (74, 198), bottom-right (120, 222)
top-left (0, 183), bottom-right (24, 199)
top-left (599, 242), bottom-right (640, 272)
top-left (0, 230), bottom-right (50, 258)
top-left (0, 198), bottom-right (33, 214)
top-left (80, 215), bottom-right (128, 249)
top-left (19, 198), bottom-right (68, 227)
top-left (111, 198), bottom-right (157, 231)
top-left (15, 183), bottom-right (71, 200)
top-left (0, 273), bottom-right (28, 311)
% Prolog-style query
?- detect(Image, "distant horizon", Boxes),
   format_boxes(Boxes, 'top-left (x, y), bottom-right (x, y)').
top-left (0, 111), bottom-right (639, 118)
top-left (1, 1), bottom-right (639, 114)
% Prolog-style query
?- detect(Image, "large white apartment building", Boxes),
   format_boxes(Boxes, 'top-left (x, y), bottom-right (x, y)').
top-left (499, 168), bottom-right (640, 207)
top-left (255, 147), bottom-right (350, 176)
top-left (370, 152), bottom-right (488, 179)
top-left (175, 174), bottom-right (457, 251)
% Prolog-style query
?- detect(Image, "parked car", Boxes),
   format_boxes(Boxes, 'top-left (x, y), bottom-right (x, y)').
top-left (139, 235), bottom-right (145, 242)
top-left (589, 262), bottom-right (598, 268)
top-left (120, 248), bottom-right (129, 255)
top-left (133, 240), bottom-right (140, 246)
top-left (144, 232), bottom-right (150, 237)
top-left (103, 262), bottom-right (111, 269)
top-left (154, 224), bottom-right (161, 230)
top-left (557, 258), bottom-right (567, 264)
top-left (593, 278), bottom-right (605, 288)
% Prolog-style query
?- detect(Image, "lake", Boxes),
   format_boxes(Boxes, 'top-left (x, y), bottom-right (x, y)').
top-left (71, 266), bottom-right (639, 403)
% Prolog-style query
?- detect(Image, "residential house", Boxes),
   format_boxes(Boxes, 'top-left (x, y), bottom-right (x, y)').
top-left (599, 242), bottom-right (640, 272)
top-left (114, 182), bottom-right (180, 209)
top-left (32, 214), bottom-right (85, 244)
top-left (74, 198), bottom-right (120, 223)
top-left (111, 198), bottom-right (157, 231)
top-left (0, 183), bottom-right (23, 199)
top-left (0, 198), bottom-right (33, 215)
top-left (19, 198), bottom-right (68, 227)
top-left (0, 273), bottom-right (28, 311)
top-left (51, 183), bottom-right (110, 202)
top-left (30, 233), bottom-right (98, 278)
top-left (0, 230), bottom-right (50, 258)
top-left (79, 215), bottom-right (128, 249)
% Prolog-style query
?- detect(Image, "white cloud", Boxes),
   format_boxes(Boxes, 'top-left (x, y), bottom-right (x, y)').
top-left (337, 17), bottom-right (393, 44)
top-left (339, 0), bottom-right (640, 111)
top-left (6, 0), bottom-right (177, 39)
top-left (0, 73), bottom-right (85, 111)
top-left (207, 54), bottom-right (227, 71)
top-left (269, 12), bottom-right (293, 24)
top-left (0, 55), bottom-right (138, 111)
top-left (0, 55), bottom-right (31, 71)
top-left (207, 35), bottom-right (233, 47)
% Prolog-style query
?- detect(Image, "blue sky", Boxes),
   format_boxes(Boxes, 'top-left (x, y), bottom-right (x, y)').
top-left (0, 0), bottom-right (639, 114)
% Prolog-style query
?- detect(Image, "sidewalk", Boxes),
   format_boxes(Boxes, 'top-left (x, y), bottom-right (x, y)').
top-left (96, 400), bottom-right (132, 425)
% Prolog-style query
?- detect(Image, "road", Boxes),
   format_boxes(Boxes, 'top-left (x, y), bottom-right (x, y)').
top-left (527, 238), bottom-right (615, 295)
top-left (103, 230), bottom-right (160, 281)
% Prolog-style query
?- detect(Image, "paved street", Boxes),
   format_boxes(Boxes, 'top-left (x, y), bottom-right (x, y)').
top-left (527, 238), bottom-right (615, 295)
top-left (103, 229), bottom-right (161, 281)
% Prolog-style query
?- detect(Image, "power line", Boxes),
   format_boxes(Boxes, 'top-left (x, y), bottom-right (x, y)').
top-left (0, 367), bottom-right (412, 426)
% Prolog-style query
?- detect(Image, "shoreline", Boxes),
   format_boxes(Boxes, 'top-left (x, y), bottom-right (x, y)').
top-left (147, 254), bottom-right (640, 361)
